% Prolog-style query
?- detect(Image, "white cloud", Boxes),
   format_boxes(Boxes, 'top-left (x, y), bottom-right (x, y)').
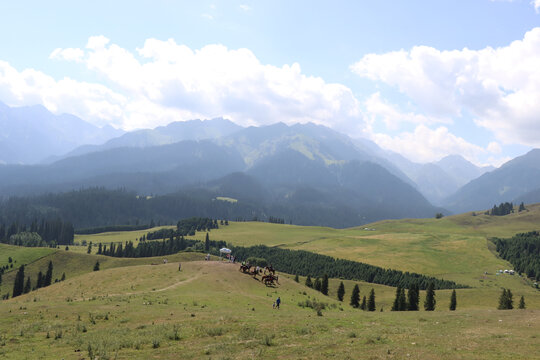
top-left (2, 38), bottom-right (365, 132)
top-left (239, 4), bottom-right (251, 11)
top-left (0, 60), bottom-right (125, 126)
top-left (534, 0), bottom-right (540, 13)
top-left (487, 141), bottom-right (502, 154)
top-left (351, 27), bottom-right (540, 147)
top-left (364, 92), bottom-right (451, 131)
top-left (201, 13), bottom-right (214, 20)
top-left (49, 47), bottom-right (84, 62)
top-left (370, 124), bottom-right (487, 164)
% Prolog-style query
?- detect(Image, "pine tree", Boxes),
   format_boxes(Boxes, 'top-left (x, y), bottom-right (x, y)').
top-left (321, 274), bottom-right (329, 295)
top-left (61, 272), bottom-right (66, 281)
top-left (506, 289), bottom-right (513, 309)
top-left (518, 295), bottom-right (525, 309)
top-left (424, 282), bottom-right (436, 311)
top-left (350, 284), bottom-right (360, 308)
top-left (407, 284), bottom-right (419, 311)
top-left (23, 276), bottom-right (31, 294)
top-left (97, 243), bottom-right (102, 255)
top-left (498, 288), bottom-right (508, 310)
top-left (337, 281), bottom-right (345, 302)
top-left (314, 277), bottom-right (322, 292)
top-left (93, 261), bottom-right (100, 271)
top-left (12, 265), bottom-right (25, 297)
top-left (294, 274), bottom-right (299, 283)
top-left (205, 232), bottom-right (210, 252)
top-left (87, 242), bottom-right (92, 254)
top-left (360, 296), bottom-right (367, 310)
top-left (398, 286), bottom-right (407, 311)
top-left (392, 286), bottom-right (403, 311)
top-left (36, 271), bottom-right (43, 289)
top-left (367, 288), bottom-right (376, 311)
top-left (44, 261), bottom-right (53, 287)
top-left (449, 289), bottom-right (457, 311)
top-left (305, 275), bottom-right (313, 288)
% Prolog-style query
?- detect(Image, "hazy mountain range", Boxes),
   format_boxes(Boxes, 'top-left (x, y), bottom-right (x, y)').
top-left (0, 101), bottom-right (538, 226)
top-left (0, 101), bottom-right (123, 164)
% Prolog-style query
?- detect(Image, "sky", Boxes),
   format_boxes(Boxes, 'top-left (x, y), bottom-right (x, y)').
top-left (1, 0), bottom-right (540, 166)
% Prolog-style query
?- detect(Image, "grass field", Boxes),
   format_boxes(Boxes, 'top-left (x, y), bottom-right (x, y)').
top-left (2, 205), bottom-right (540, 358)
top-left (1, 261), bottom-right (538, 359)
top-left (0, 244), bottom-right (56, 269)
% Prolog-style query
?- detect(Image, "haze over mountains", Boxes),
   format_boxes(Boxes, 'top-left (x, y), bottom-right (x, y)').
top-left (0, 102), bottom-right (539, 226)
top-left (0, 101), bottom-right (123, 164)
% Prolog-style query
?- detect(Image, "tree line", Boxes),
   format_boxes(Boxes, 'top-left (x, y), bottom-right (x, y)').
top-left (231, 245), bottom-right (464, 290)
top-left (494, 231), bottom-right (540, 281)
top-left (487, 202), bottom-right (525, 216)
top-left (8, 261), bottom-right (65, 299)
top-left (0, 219), bottom-right (74, 247)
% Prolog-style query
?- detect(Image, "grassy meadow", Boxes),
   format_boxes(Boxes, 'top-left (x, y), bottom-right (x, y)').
top-left (1, 204), bottom-right (540, 358)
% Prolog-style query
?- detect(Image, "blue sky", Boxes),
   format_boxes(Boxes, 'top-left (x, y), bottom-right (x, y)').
top-left (1, 0), bottom-right (539, 166)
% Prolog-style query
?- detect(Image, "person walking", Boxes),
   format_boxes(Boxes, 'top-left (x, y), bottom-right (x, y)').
top-left (276, 296), bottom-right (281, 309)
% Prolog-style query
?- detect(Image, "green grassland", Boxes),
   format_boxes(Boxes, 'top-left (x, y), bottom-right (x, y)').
top-left (1, 205), bottom-right (540, 358)
top-left (0, 244), bottom-right (56, 269)
top-left (1, 261), bottom-right (538, 359)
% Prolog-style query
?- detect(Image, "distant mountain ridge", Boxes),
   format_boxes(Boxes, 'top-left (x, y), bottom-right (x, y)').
top-left (443, 149), bottom-right (540, 213)
top-left (0, 101), bottom-right (123, 164)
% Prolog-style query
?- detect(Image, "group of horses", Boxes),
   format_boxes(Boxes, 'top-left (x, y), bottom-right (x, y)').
top-left (239, 264), bottom-right (279, 286)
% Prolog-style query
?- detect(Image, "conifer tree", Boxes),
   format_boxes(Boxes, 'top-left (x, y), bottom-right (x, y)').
top-left (23, 276), bottom-right (31, 294)
top-left (294, 274), bottom-right (299, 283)
top-left (61, 272), bottom-right (66, 281)
top-left (12, 265), bottom-right (25, 298)
top-left (367, 288), bottom-right (376, 311)
top-left (305, 275), bottom-right (313, 288)
top-left (321, 274), bottom-right (329, 295)
top-left (337, 281), bottom-right (345, 302)
top-left (449, 289), bottom-right (457, 311)
top-left (36, 271), bottom-right (43, 289)
top-left (392, 286), bottom-right (405, 311)
top-left (424, 282), bottom-right (436, 311)
top-left (205, 232), bottom-right (210, 252)
top-left (407, 284), bottom-right (420, 311)
top-left (518, 295), bottom-right (525, 309)
top-left (506, 289), bottom-right (513, 309)
top-left (498, 288), bottom-right (508, 310)
top-left (97, 243), bottom-right (102, 255)
top-left (360, 296), bottom-right (367, 310)
top-left (44, 261), bottom-right (53, 287)
top-left (350, 284), bottom-right (360, 308)
top-left (314, 277), bottom-right (322, 292)
top-left (93, 261), bottom-right (100, 271)
top-left (398, 286), bottom-right (407, 311)
top-left (87, 242), bottom-right (92, 254)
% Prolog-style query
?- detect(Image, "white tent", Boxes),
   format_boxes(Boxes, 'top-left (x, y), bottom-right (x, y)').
top-left (219, 248), bottom-right (232, 260)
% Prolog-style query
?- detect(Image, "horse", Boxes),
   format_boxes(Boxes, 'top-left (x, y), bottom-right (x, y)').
top-left (239, 264), bottom-right (251, 273)
top-left (261, 274), bottom-right (279, 286)
top-left (264, 265), bottom-right (275, 275)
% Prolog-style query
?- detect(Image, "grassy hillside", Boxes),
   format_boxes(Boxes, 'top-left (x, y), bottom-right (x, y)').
top-left (0, 244), bottom-right (56, 269)
top-left (1, 261), bottom-right (538, 359)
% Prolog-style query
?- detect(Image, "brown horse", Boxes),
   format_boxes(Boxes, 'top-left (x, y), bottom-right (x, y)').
top-left (261, 274), bottom-right (279, 286)
top-left (264, 265), bottom-right (275, 275)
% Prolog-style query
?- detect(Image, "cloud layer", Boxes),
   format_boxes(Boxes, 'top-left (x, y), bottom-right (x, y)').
top-left (352, 27), bottom-right (540, 148)
top-left (43, 36), bottom-right (363, 131)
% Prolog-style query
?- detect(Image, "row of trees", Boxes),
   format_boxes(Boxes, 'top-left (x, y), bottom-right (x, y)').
top-left (232, 245), bottom-right (464, 290)
top-left (389, 283), bottom-right (450, 311)
top-left (488, 202), bottom-right (525, 216)
top-left (494, 231), bottom-right (540, 280)
top-left (0, 219), bottom-right (74, 247)
top-left (498, 288), bottom-right (526, 310)
top-left (97, 235), bottom-right (227, 258)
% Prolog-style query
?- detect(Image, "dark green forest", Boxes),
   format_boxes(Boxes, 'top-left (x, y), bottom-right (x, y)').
top-left (494, 231), bottom-right (540, 281)
top-left (231, 245), bottom-right (463, 290)
top-left (0, 187), bottom-right (364, 229)
top-left (0, 219), bottom-right (74, 246)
